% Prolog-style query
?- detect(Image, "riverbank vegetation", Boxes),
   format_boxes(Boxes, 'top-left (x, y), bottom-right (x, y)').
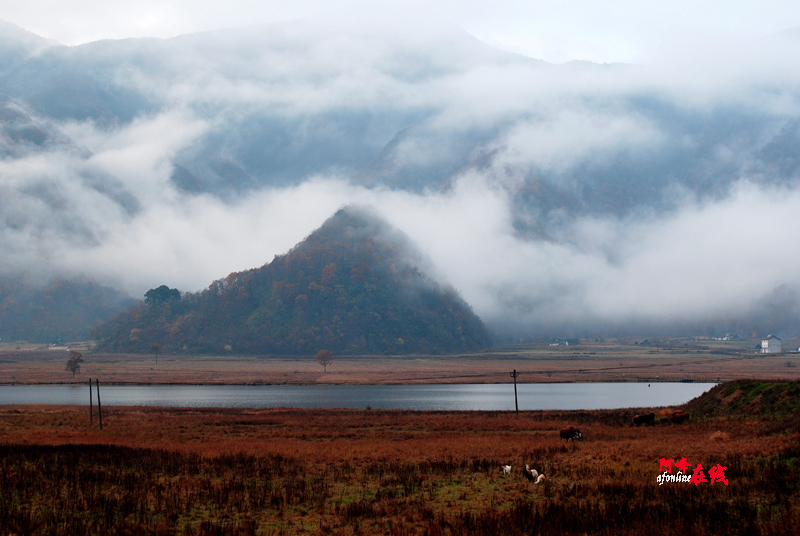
top-left (1, 381), bottom-right (799, 534)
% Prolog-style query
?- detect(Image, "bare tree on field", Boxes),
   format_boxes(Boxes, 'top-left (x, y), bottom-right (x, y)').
top-left (316, 349), bottom-right (333, 373)
top-left (65, 351), bottom-right (84, 378)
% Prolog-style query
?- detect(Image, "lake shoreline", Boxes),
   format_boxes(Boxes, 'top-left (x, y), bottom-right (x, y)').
top-left (0, 378), bottom-right (716, 386)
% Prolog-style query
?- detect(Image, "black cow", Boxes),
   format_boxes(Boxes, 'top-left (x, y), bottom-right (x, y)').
top-left (560, 426), bottom-right (583, 440)
top-left (633, 412), bottom-right (656, 426)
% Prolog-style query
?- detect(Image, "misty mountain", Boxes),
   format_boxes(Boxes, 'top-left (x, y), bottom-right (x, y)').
top-left (92, 205), bottom-right (491, 355)
top-left (0, 276), bottom-right (136, 343)
top-left (0, 20), bottom-right (58, 76)
top-left (2, 17), bottom-right (800, 338)
top-left (2, 19), bottom-right (797, 218)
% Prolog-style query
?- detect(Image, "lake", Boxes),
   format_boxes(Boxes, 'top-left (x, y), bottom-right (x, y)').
top-left (0, 382), bottom-right (716, 410)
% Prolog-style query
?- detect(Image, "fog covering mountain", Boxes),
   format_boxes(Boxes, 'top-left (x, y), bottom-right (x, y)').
top-left (2, 16), bottom-right (800, 340)
top-left (0, 276), bottom-right (135, 342)
top-left (93, 205), bottom-right (492, 355)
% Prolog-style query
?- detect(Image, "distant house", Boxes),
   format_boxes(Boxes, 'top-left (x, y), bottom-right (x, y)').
top-left (550, 338), bottom-right (579, 346)
top-left (761, 335), bottom-right (782, 354)
top-left (716, 333), bottom-right (744, 341)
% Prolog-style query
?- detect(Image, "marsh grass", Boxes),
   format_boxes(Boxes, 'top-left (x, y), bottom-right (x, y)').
top-left (1, 398), bottom-right (798, 535)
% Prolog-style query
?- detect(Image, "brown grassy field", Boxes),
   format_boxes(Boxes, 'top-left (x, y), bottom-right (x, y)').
top-left (1, 380), bottom-right (799, 535)
top-left (2, 339), bottom-right (800, 385)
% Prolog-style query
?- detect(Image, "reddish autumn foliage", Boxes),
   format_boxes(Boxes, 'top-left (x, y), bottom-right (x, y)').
top-left (92, 206), bottom-right (492, 356)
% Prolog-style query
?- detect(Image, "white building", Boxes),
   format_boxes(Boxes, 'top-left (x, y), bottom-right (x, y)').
top-left (761, 335), bottom-right (782, 354)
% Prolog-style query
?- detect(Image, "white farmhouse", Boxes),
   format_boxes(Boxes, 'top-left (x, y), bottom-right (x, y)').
top-left (761, 335), bottom-right (782, 354)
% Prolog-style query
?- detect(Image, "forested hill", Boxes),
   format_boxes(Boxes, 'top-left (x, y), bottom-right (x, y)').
top-left (92, 206), bottom-right (492, 355)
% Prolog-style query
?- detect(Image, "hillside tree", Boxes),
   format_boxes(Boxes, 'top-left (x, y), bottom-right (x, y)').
top-left (144, 285), bottom-right (181, 307)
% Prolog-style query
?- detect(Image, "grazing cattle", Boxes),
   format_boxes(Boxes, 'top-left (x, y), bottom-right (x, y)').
top-left (560, 426), bottom-right (583, 440)
top-left (633, 412), bottom-right (656, 426)
top-left (502, 464), bottom-right (512, 475)
top-left (670, 411), bottom-right (690, 424)
top-left (522, 464), bottom-right (537, 482)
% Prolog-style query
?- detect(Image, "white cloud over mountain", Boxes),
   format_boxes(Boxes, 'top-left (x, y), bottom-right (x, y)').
top-left (2, 12), bottom-right (800, 337)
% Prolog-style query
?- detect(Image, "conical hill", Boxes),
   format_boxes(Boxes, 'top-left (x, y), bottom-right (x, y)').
top-left (93, 206), bottom-right (492, 355)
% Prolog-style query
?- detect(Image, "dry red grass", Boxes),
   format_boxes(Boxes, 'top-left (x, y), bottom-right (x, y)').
top-left (1, 403), bottom-right (798, 535)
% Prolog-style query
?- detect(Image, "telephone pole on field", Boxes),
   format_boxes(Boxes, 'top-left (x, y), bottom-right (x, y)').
top-left (89, 378), bottom-right (93, 425)
top-left (96, 379), bottom-right (103, 430)
top-left (510, 369), bottom-right (520, 415)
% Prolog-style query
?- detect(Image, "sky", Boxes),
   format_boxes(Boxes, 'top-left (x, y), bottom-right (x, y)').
top-left (3, 0), bottom-right (800, 338)
top-left (4, 0), bottom-right (800, 64)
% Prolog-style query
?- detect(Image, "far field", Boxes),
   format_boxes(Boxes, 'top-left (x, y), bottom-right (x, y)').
top-left (1, 339), bottom-right (799, 385)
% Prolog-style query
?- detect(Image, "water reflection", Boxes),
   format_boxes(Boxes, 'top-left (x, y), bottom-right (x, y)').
top-left (0, 382), bottom-right (716, 410)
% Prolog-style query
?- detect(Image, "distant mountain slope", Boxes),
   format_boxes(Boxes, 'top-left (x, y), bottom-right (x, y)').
top-left (92, 206), bottom-right (492, 355)
top-left (0, 20), bottom-right (59, 76)
top-left (1, 19), bottom-right (798, 224)
top-left (3, 19), bottom-right (800, 339)
top-left (0, 277), bottom-right (136, 342)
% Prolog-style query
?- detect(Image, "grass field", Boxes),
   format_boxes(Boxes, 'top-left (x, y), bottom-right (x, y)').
top-left (1, 380), bottom-right (799, 535)
top-left (2, 339), bottom-right (800, 385)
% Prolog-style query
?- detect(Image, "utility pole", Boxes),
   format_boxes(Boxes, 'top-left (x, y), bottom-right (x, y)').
top-left (89, 378), bottom-right (93, 426)
top-left (510, 369), bottom-right (520, 415)
top-left (96, 379), bottom-right (103, 430)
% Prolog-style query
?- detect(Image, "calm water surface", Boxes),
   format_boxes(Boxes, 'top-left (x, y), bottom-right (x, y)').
top-left (0, 383), bottom-right (715, 410)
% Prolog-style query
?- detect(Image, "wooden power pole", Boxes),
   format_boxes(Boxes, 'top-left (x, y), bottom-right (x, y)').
top-left (89, 378), bottom-right (93, 425)
top-left (96, 379), bottom-right (103, 430)
top-left (510, 369), bottom-right (520, 415)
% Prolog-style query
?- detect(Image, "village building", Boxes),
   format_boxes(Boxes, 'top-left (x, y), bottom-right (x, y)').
top-left (761, 335), bottom-right (782, 354)
top-left (550, 338), bottom-right (579, 346)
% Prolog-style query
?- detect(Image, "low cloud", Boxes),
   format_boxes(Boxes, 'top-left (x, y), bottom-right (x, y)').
top-left (373, 175), bottom-right (800, 335)
top-left (490, 109), bottom-right (664, 174)
top-left (13, 158), bottom-right (799, 339)
top-left (2, 15), bottom-right (800, 339)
